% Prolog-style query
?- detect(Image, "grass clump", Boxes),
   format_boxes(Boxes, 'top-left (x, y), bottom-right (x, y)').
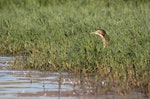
top-left (0, 0), bottom-right (149, 97)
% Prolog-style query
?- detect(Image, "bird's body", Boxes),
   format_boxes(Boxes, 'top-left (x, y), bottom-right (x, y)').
top-left (91, 29), bottom-right (110, 48)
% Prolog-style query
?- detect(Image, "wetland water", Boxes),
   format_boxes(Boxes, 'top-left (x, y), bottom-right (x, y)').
top-left (0, 56), bottom-right (148, 99)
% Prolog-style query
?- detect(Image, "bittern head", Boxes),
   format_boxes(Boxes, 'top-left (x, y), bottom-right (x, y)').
top-left (90, 29), bottom-right (106, 37)
top-left (91, 29), bottom-right (109, 48)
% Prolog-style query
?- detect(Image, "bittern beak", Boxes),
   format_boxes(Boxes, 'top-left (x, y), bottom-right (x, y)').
top-left (90, 32), bottom-right (96, 34)
top-left (90, 32), bottom-right (99, 35)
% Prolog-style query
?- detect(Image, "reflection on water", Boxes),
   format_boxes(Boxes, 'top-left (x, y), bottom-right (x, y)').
top-left (0, 70), bottom-right (74, 97)
top-left (0, 56), bottom-right (148, 99)
top-left (0, 56), bottom-right (77, 99)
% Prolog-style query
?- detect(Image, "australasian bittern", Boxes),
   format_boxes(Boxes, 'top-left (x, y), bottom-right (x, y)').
top-left (91, 29), bottom-right (110, 48)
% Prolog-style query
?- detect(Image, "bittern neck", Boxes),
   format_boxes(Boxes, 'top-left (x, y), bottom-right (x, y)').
top-left (98, 34), bottom-right (108, 48)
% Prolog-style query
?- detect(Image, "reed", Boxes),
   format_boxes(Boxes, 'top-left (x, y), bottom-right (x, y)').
top-left (0, 0), bottom-right (149, 97)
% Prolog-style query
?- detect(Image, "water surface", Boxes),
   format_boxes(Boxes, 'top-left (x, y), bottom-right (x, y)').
top-left (0, 56), bottom-right (148, 99)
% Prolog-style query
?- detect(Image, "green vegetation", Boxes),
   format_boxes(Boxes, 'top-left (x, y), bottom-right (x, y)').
top-left (0, 0), bottom-right (149, 97)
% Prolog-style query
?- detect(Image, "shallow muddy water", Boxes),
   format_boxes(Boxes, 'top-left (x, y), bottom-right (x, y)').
top-left (0, 56), bottom-right (148, 99)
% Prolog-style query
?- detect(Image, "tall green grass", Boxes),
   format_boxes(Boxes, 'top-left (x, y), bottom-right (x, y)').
top-left (0, 0), bottom-right (149, 96)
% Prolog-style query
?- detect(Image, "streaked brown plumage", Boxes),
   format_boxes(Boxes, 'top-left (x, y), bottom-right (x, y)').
top-left (91, 29), bottom-right (110, 48)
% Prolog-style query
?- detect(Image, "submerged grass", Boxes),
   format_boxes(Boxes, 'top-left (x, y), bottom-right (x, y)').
top-left (0, 0), bottom-right (149, 97)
